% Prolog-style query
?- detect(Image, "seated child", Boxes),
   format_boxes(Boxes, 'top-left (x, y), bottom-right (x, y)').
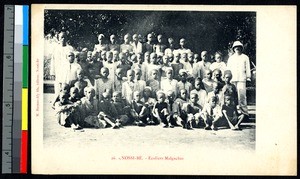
top-left (73, 69), bottom-right (88, 98)
top-left (165, 90), bottom-right (183, 127)
top-left (190, 77), bottom-right (207, 109)
top-left (129, 91), bottom-right (148, 126)
top-left (111, 91), bottom-right (131, 126)
top-left (69, 87), bottom-right (80, 102)
top-left (184, 92), bottom-right (203, 129)
top-left (52, 82), bottom-right (70, 108)
top-left (202, 69), bottom-right (215, 93)
top-left (141, 86), bottom-right (157, 125)
top-left (221, 93), bottom-right (245, 130)
top-left (200, 96), bottom-right (223, 130)
top-left (54, 91), bottom-right (80, 128)
top-left (98, 92), bottom-right (122, 129)
top-left (146, 69), bottom-right (160, 98)
top-left (79, 87), bottom-right (107, 129)
top-left (173, 89), bottom-right (189, 128)
top-left (177, 69), bottom-right (193, 97)
top-left (94, 67), bottom-right (114, 101)
top-left (152, 91), bottom-right (172, 128)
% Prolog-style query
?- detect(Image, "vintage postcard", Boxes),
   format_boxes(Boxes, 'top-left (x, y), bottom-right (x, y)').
top-left (31, 4), bottom-right (296, 175)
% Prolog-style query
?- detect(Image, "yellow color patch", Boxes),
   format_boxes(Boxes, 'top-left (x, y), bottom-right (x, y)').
top-left (22, 88), bottom-right (28, 130)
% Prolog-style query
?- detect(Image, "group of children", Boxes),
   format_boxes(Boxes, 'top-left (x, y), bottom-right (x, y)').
top-left (53, 33), bottom-right (246, 131)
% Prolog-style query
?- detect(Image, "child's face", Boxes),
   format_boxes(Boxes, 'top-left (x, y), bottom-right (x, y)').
top-left (166, 70), bottom-right (172, 79)
top-left (180, 73), bottom-right (187, 81)
top-left (180, 39), bottom-right (185, 47)
top-left (190, 94), bottom-right (198, 104)
top-left (77, 71), bottom-right (84, 80)
top-left (205, 71), bottom-right (212, 79)
top-left (224, 74), bottom-right (232, 83)
top-left (101, 52), bottom-right (106, 60)
top-left (86, 89), bottom-right (95, 100)
top-left (167, 93), bottom-right (175, 102)
top-left (135, 70), bottom-right (142, 80)
top-left (133, 35), bottom-right (138, 42)
top-left (107, 53), bottom-right (113, 62)
top-left (181, 53), bottom-right (187, 62)
top-left (224, 96), bottom-right (232, 106)
top-left (113, 52), bottom-right (119, 60)
top-left (124, 35), bottom-right (130, 44)
top-left (214, 70), bottom-right (222, 80)
top-left (112, 93), bottom-right (121, 102)
top-left (143, 89), bottom-right (151, 98)
top-left (70, 88), bottom-right (78, 98)
top-left (157, 94), bottom-right (165, 103)
top-left (163, 56), bottom-right (169, 64)
top-left (101, 68), bottom-right (109, 78)
top-left (68, 53), bottom-right (75, 63)
top-left (157, 35), bottom-right (162, 43)
top-left (151, 71), bottom-right (158, 79)
top-left (59, 94), bottom-right (68, 104)
top-left (110, 35), bottom-right (116, 43)
top-left (127, 71), bottom-right (135, 81)
top-left (116, 70), bottom-right (122, 79)
top-left (215, 53), bottom-right (222, 63)
top-left (201, 51), bottom-right (208, 61)
top-left (194, 81), bottom-right (201, 90)
top-left (150, 55), bottom-right (157, 64)
top-left (103, 94), bottom-right (110, 102)
top-left (213, 84), bottom-right (219, 93)
top-left (137, 54), bottom-right (143, 63)
top-left (133, 92), bottom-right (140, 101)
top-left (174, 53), bottom-right (180, 62)
top-left (194, 54), bottom-right (199, 63)
top-left (210, 99), bottom-right (217, 108)
top-left (188, 54), bottom-right (194, 63)
top-left (98, 35), bottom-right (104, 43)
top-left (147, 34), bottom-right (153, 42)
top-left (180, 90), bottom-right (187, 99)
top-left (144, 53), bottom-right (150, 62)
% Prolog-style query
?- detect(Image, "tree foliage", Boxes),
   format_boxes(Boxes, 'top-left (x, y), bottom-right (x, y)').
top-left (44, 10), bottom-right (256, 64)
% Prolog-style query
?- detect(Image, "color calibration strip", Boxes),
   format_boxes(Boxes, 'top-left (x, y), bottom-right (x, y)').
top-left (2, 5), bottom-right (28, 174)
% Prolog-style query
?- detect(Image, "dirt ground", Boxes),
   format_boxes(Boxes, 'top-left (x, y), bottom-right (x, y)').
top-left (43, 94), bottom-right (256, 151)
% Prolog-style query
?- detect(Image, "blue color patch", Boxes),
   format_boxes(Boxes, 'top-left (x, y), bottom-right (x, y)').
top-left (23, 6), bottom-right (29, 45)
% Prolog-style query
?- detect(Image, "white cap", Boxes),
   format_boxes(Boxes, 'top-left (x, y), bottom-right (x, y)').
top-left (232, 41), bottom-right (243, 49)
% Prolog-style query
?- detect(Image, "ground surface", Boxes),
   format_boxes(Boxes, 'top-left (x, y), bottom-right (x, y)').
top-left (43, 93), bottom-right (256, 151)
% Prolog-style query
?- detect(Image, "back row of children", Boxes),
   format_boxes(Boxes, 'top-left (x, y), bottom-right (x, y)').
top-left (53, 32), bottom-right (249, 131)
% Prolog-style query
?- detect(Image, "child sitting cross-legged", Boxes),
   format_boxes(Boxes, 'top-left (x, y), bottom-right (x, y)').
top-left (200, 95), bottom-right (223, 131)
top-left (129, 91), bottom-right (147, 127)
top-left (152, 91), bottom-right (172, 128)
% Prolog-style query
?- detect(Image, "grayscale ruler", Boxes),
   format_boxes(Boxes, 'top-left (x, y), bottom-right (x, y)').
top-left (2, 5), bottom-right (14, 173)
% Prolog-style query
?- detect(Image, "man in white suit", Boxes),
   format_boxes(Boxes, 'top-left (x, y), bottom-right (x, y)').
top-left (226, 41), bottom-right (251, 116)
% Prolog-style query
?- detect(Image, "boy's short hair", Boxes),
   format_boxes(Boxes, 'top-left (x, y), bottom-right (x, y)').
top-left (165, 67), bottom-right (173, 73)
top-left (133, 90), bottom-right (141, 96)
top-left (101, 67), bottom-right (109, 73)
top-left (223, 70), bottom-right (232, 77)
top-left (84, 87), bottom-right (95, 96)
top-left (210, 95), bottom-right (219, 103)
top-left (179, 69), bottom-right (187, 76)
top-left (190, 92), bottom-right (198, 98)
top-left (156, 90), bottom-right (166, 98)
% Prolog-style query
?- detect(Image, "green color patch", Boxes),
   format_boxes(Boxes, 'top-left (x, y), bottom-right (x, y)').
top-left (22, 46), bottom-right (28, 88)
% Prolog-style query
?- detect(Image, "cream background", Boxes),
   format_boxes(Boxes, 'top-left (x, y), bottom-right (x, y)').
top-left (31, 4), bottom-right (297, 175)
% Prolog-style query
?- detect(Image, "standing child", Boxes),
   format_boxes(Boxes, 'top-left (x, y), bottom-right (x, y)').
top-left (94, 34), bottom-right (108, 52)
top-left (210, 51), bottom-right (226, 75)
top-left (171, 50), bottom-right (183, 81)
top-left (199, 51), bottom-right (212, 79)
top-left (177, 69), bottom-right (193, 97)
top-left (213, 69), bottom-right (225, 89)
top-left (108, 34), bottom-right (120, 52)
top-left (134, 68), bottom-right (146, 95)
top-left (221, 70), bottom-right (238, 106)
top-left (116, 52), bottom-right (131, 78)
top-left (94, 67), bottom-right (114, 101)
top-left (122, 70), bottom-right (139, 104)
top-left (146, 52), bottom-right (161, 81)
top-left (146, 69), bottom-right (160, 98)
top-left (113, 68), bottom-right (124, 92)
top-left (103, 51), bottom-right (116, 82)
top-left (65, 52), bottom-right (82, 87)
top-left (152, 91), bottom-right (172, 128)
top-left (190, 77), bottom-right (207, 109)
top-left (160, 68), bottom-right (178, 97)
top-left (160, 55), bottom-right (173, 78)
top-left (144, 33), bottom-right (154, 53)
top-left (154, 34), bottom-right (167, 55)
top-left (202, 69), bottom-right (215, 93)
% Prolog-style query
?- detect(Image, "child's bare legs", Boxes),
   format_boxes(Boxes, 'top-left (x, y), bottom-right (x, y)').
top-left (234, 114), bottom-right (245, 130)
top-left (202, 113), bottom-right (213, 130)
top-left (98, 112), bottom-right (119, 129)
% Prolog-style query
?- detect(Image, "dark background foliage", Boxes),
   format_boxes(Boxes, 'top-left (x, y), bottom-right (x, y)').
top-left (44, 10), bottom-right (256, 64)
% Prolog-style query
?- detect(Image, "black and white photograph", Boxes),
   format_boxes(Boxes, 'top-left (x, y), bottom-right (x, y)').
top-left (31, 4), bottom-right (296, 175)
